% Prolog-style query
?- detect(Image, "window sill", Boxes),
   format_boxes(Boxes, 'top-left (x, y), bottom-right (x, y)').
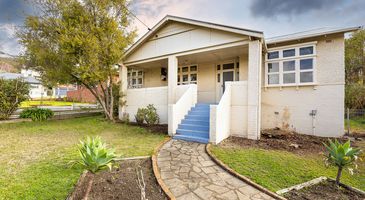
top-left (264, 82), bottom-right (318, 88)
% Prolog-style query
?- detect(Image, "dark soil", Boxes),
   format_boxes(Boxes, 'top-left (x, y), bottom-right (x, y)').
top-left (128, 122), bottom-right (168, 134)
top-left (219, 128), bottom-right (362, 155)
top-left (285, 180), bottom-right (365, 200)
top-left (69, 158), bottom-right (167, 200)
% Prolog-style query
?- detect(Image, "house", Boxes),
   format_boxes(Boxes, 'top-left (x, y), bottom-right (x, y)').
top-left (118, 15), bottom-right (361, 144)
top-left (0, 69), bottom-right (49, 99)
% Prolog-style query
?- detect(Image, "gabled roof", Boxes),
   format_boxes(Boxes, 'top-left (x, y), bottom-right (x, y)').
top-left (124, 15), bottom-right (264, 58)
top-left (266, 26), bottom-right (362, 44)
top-left (0, 72), bottom-right (41, 84)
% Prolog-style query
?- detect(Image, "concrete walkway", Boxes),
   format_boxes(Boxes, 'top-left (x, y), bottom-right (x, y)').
top-left (157, 140), bottom-right (274, 200)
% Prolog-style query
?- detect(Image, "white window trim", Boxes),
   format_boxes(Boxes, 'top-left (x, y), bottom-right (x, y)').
top-left (128, 69), bottom-right (144, 88)
top-left (265, 42), bottom-right (317, 87)
top-left (178, 64), bottom-right (198, 85)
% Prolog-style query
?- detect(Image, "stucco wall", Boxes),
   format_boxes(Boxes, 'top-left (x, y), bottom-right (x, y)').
top-left (126, 86), bottom-right (168, 124)
top-left (230, 81), bottom-right (248, 137)
top-left (197, 63), bottom-right (216, 103)
top-left (143, 67), bottom-right (167, 88)
top-left (261, 34), bottom-right (345, 137)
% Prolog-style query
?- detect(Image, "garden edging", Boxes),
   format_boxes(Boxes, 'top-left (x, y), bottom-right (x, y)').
top-left (151, 137), bottom-right (176, 200)
top-left (206, 143), bottom-right (286, 200)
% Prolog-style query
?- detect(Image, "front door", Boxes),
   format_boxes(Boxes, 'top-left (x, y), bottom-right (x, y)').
top-left (222, 71), bottom-right (234, 92)
top-left (216, 61), bottom-right (237, 102)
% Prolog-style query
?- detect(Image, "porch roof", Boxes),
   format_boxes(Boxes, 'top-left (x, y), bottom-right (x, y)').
top-left (124, 15), bottom-right (264, 59)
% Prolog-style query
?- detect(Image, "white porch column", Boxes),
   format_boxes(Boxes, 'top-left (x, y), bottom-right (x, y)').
top-left (118, 63), bottom-right (128, 120)
top-left (247, 40), bottom-right (262, 140)
top-left (168, 55), bottom-right (178, 135)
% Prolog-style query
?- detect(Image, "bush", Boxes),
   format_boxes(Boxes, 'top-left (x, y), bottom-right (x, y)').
top-left (323, 139), bottom-right (361, 185)
top-left (0, 78), bottom-right (29, 120)
top-left (135, 108), bottom-right (146, 125)
top-left (20, 108), bottom-right (54, 121)
top-left (144, 104), bottom-right (159, 125)
top-left (77, 136), bottom-right (118, 173)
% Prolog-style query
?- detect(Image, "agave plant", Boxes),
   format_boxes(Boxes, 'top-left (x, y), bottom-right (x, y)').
top-left (77, 136), bottom-right (118, 173)
top-left (323, 139), bottom-right (361, 185)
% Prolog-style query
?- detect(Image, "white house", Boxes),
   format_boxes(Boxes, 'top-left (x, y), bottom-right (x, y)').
top-left (0, 69), bottom-right (49, 99)
top-left (118, 15), bottom-right (361, 144)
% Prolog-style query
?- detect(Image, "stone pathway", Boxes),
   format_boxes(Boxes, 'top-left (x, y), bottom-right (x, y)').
top-left (157, 139), bottom-right (274, 200)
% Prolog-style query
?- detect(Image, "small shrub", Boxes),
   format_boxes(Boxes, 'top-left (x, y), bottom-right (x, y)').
top-left (77, 136), bottom-right (118, 173)
top-left (0, 78), bottom-right (29, 120)
top-left (120, 112), bottom-right (130, 123)
top-left (135, 108), bottom-right (146, 125)
top-left (323, 139), bottom-right (362, 185)
top-left (20, 108), bottom-right (54, 121)
top-left (144, 104), bottom-right (159, 125)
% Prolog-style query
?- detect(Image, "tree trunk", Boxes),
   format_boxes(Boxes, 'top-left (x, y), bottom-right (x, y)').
top-left (336, 167), bottom-right (343, 186)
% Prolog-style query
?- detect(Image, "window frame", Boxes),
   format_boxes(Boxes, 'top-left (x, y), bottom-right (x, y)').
top-left (177, 64), bottom-right (198, 85)
top-left (127, 69), bottom-right (144, 88)
top-left (265, 42), bottom-right (317, 87)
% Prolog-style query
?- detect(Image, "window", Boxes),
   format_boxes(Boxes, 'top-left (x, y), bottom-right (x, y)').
top-left (300, 46), bottom-right (313, 55)
top-left (178, 65), bottom-right (198, 85)
top-left (283, 49), bottom-right (295, 57)
top-left (268, 51), bottom-right (279, 59)
top-left (128, 69), bottom-right (143, 88)
top-left (266, 43), bottom-right (316, 86)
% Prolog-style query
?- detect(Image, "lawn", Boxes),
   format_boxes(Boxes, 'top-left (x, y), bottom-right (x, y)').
top-left (20, 100), bottom-right (91, 108)
top-left (346, 117), bottom-right (365, 133)
top-left (210, 142), bottom-right (365, 192)
top-left (0, 117), bottom-right (166, 199)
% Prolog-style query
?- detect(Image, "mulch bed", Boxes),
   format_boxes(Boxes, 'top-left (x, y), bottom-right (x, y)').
top-left (126, 122), bottom-right (168, 134)
top-left (69, 158), bottom-right (167, 200)
top-left (284, 180), bottom-right (365, 200)
top-left (219, 128), bottom-right (362, 155)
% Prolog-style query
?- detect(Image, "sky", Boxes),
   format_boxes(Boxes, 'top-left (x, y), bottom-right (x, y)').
top-left (0, 0), bottom-right (364, 56)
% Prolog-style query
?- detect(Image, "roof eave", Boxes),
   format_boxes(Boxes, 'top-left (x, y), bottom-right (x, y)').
top-left (266, 26), bottom-right (362, 45)
top-left (123, 15), bottom-right (264, 60)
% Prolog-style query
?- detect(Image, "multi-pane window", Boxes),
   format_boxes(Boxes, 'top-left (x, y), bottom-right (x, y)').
top-left (178, 65), bottom-right (198, 85)
top-left (266, 43), bottom-right (316, 86)
top-left (127, 69), bottom-right (143, 88)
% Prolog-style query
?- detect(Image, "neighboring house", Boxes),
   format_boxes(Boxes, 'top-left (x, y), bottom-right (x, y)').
top-left (67, 85), bottom-right (98, 103)
top-left (0, 70), bottom-right (48, 99)
top-left (118, 15), bottom-right (361, 144)
top-left (52, 85), bottom-right (77, 98)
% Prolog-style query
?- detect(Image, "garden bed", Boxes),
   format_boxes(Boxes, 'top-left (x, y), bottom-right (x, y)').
top-left (221, 128), bottom-right (362, 155)
top-left (128, 122), bottom-right (168, 134)
top-left (283, 178), bottom-right (365, 200)
top-left (69, 158), bottom-right (167, 200)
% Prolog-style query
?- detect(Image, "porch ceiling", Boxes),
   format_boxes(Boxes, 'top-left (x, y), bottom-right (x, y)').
top-left (130, 44), bottom-right (248, 69)
top-left (178, 44), bottom-right (248, 65)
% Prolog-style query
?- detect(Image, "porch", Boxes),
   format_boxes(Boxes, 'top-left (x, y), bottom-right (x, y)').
top-left (120, 40), bottom-right (262, 144)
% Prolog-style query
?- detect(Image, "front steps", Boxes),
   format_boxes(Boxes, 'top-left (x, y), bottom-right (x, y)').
top-left (173, 104), bottom-right (210, 143)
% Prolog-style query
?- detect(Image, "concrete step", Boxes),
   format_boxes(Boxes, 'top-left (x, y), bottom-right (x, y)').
top-left (178, 124), bottom-right (209, 132)
top-left (176, 129), bottom-right (209, 138)
top-left (181, 119), bottom-right (209, 126)
top-left (173, 134), bottom-right (209, 144)
top-left (185, 115), bottom-right (209, 121)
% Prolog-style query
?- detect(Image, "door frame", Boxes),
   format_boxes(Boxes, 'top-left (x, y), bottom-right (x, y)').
top-left (215, 59), bottom-right (239, 102)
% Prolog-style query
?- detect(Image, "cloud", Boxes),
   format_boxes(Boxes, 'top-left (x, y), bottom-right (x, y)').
top-left (250, 0), bottom-right (343, 18)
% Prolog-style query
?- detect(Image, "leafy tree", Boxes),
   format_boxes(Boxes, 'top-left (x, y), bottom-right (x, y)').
top-left (0, 78), bottom-right (29, 120)
top-left (323, 139), bottom-right (361, 186)
top-left (18, 0), bottom-right (136, 121)
top-left (345, 29), bottom-right (365, 109)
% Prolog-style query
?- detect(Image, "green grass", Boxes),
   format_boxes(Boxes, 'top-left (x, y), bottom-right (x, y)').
top-left (0, 117), bottom-right (166, 199)
top-left (346, 117), bottom-right (365, 133)
top-left (20, 100), bottom-right (90, 108)
top-left (210, 144), bottom-right (365, 192)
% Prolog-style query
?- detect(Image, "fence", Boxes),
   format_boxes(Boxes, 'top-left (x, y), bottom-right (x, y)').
top-left (345, 108), bottom-right (365, 135)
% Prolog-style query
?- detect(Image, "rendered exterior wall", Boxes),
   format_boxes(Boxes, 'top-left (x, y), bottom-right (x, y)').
top-left (126, 86), bottom-right (168, 124)
top-left (261, 34), bottom-right (345, 137)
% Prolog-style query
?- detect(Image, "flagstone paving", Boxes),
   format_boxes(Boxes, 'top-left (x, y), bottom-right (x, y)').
top-left (157, 139), bottom-right (274, 200)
